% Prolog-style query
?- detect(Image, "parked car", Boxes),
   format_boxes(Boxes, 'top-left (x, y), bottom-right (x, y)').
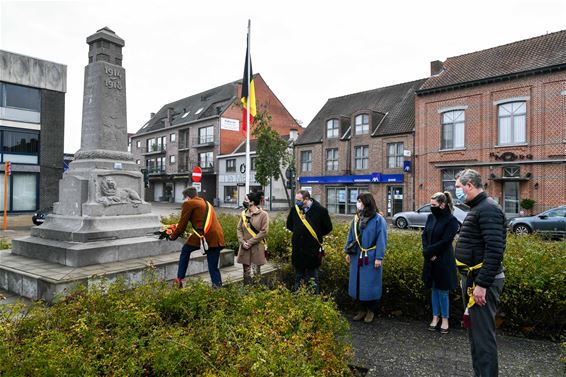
top-left (392, 203), bottom-right (470, 230)
top-left (507, 205), bottom-right (566, 237)
top-left (32, 207), bottom-right (52, 226)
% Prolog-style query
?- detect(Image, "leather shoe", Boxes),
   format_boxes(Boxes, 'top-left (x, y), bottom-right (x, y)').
top-left (364, 310), bottom-right (375, 323)
top-left (353, 310), bottom-right (366, 321)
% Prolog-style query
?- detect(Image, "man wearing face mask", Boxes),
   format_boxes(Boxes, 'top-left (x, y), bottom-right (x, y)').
top-left (454, 169), bottom-right (506, 377)
top-left (286, 190), bottom-right (333, 294)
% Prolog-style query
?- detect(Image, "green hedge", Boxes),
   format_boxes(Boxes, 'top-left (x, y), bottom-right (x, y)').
top-left (207, 214), bottom-right (563, 340)
top-left (161, 213), bottom-right (565, 339)
top-left (0, 278), bottom-right (352, 376)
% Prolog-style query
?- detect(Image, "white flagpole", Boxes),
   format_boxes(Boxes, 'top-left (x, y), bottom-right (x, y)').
top-left (245, 19), bottom-right (251, 194)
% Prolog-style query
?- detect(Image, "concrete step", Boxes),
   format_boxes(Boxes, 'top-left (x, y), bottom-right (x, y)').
top-left (0, 247), bottom-right (234, 302)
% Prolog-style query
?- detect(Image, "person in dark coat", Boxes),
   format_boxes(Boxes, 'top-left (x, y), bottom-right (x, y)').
top-left (286, 190), bottom-right (332, 294)
top-left (455, 169), bottom-right (506, 377)
top-left (345, 193), bottom-right (387, 323)
top-left (422, 191), bottom-right (459, 334)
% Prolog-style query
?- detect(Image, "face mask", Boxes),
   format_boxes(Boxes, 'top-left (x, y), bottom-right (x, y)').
top-left (243, 201), bottom-right (250, 209)
top-left (455, 187), bottom-right (467, 202)
top-left (356, 202), bottom-right (363, 211)
top-left (431, 206), bottom-right (443, 216)
top-left (295, 200), bottom-right (304, 208)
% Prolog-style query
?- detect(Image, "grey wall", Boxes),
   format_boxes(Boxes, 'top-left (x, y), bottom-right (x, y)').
top-left (39, 89), bottom-right (65, 209)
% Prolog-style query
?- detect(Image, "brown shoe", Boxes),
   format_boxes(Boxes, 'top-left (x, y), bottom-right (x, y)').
top-left (364, 310), bottom-right (375, 323)
top-left (353, 310), bottom-right (366, 321)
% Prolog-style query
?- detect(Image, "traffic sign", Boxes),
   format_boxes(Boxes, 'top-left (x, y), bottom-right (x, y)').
top-left (192, 166), bottom-right (202, 182)
top-left (192, 182), bottom-right (201, 192)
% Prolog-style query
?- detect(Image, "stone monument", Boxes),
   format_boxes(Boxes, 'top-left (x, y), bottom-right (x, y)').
top-left (0, 28), bottom-right (233, 301)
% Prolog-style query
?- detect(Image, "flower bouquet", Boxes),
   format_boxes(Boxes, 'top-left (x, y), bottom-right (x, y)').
top-left (156, 224), bottom-right (177, 240)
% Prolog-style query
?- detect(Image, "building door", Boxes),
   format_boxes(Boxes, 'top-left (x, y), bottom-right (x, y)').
top-left (174, 181), bottom-right (186, 203)
top-left (387, 186), bottom-right (403, 217)
top-left (153, 182), bottom-right (163, 202)
top-left (503, 181), bottom-right (519, 215)
top-left (238, 184), bottom-right (246, 207)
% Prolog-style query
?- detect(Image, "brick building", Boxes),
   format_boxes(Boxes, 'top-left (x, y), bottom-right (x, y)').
top-left (131, 74), bottom-right (300, 204)
top-left (415, 31), bottom-right (566, 217)
top-left (294, 79), bottom-right (425, 216)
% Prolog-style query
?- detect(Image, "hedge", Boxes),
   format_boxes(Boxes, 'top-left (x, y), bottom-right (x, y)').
top-left (0, 278), bottom-right (353, 376)
top-left (176, 213), bottom-right (564, 340)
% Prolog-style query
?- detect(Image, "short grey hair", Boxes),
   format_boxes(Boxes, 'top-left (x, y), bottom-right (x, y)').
top-left (456, 169), bottom-right (482, 189)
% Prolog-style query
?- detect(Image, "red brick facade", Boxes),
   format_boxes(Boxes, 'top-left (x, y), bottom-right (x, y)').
top-left (415, 72), bottom-right (566, 214)
top-left (220, 74), bottom-right (301, 155)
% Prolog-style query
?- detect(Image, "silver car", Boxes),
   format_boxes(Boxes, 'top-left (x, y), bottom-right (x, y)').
top-left (392, 204), bottom-right (470, 230)
top-left (507, 205), bottom-right (566, 237)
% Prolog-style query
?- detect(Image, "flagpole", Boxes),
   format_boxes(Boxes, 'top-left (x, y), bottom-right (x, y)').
top-left (245, 19), bottom-right (251, 194)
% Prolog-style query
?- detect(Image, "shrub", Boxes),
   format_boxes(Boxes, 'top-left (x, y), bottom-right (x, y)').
top-left (0, 276), bottom-right (353, 376)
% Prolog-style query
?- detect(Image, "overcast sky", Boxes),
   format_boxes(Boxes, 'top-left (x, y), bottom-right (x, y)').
top-left (1, 0), bottom-right (565, 153)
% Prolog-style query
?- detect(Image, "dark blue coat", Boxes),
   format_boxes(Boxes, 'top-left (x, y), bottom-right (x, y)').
top-left (345, 214), bottom-right (388, 301)
top-left (422, 209), bottom-right (459, 290)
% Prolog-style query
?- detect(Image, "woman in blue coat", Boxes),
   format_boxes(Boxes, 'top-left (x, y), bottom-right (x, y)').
top-left (422, 191), bottom-right (459, 334)
top-left (344, 193), bottom-right (388, 323)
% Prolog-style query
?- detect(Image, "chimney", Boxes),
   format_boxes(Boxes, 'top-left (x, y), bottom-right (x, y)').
top-left (289, 128), bottom-right (298, 141)
top-left (430, 60), bottom-right (444, 76)
top-left (150, 112), bottom-right (155, 118)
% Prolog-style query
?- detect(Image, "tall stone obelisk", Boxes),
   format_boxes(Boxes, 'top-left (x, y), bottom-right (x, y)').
top-left (11, 27), bottom-right (178, 267)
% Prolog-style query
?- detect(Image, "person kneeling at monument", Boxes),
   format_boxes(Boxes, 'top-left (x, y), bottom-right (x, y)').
top-left (169, 187), bottom-right (225, 288)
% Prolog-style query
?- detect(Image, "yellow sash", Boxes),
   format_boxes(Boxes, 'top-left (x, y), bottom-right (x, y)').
top-left (240, 210), bottom-right (266, 246)
top-left (456, 259), bottom-right (483, 308)
top-left (295, 205), bottom-right (322, 247)
top-left (192, 200), bottom-right (213, 239)
top-left (353, 214), bottom-right (377, 253)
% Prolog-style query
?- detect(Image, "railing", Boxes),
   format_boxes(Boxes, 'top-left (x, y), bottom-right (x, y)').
top-left (193, 136), bottom-right (215, 146)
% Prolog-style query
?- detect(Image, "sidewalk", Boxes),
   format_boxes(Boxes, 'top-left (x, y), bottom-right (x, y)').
top-left (348, 316), bottom-right (564, 377)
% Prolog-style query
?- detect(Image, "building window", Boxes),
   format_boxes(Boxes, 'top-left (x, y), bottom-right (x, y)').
top-left (326, 148), bottom-right (338, 171)
top-left (169, 155), bottom-right (176, 164)
top-left (147, 138), bottom-right (156, 152)
top-left (387, 142), bottom-right (404, 168)
top-left (226, 158), bottom-right (236, 172)
top-left (354, 146), bottom-right (368, 170)
top-left (157, 136), bottom-right (166, 151)
top-left (441, 110), bottom-right (465, 149)
top-left (1, 130), bottom-right (39, 164)
top-left (224, 186), bottom-right (237, 203)
top-left (300, 150), bottom-right (312, 172)
top-left (326, 119), bottom-right (339, 138)
top-left (199, 151), bottom-right (214, 168)
top-left (354, 114), bottom-right (369, 135)
top-left (198, 126), bottom-right (214, 144)
top-left (498, 102), bottom-right (526, 145)
top-left (170, 133), bottom-right (176, 142)
top-left (136, 159), bottom-right (140, 165)
top-left (0, 83), bottom-right (41, 123)
top-left (441, 168), bottom-right (461, 199)
top-left (326, 186), bottom-right (369, 214)
top-left (251, 157), bottom-right (257, 171)
top-left (136, 140), bottom-right (141, 149)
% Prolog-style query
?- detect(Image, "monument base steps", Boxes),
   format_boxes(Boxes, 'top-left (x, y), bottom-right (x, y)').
top-left (0, 248), bottom-right (236, 303)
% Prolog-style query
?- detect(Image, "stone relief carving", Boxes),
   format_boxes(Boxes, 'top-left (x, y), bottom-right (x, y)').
top-left (97, 176), bottom-right (142, 206)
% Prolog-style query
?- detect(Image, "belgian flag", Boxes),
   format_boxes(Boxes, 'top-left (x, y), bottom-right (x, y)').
top-left (241, 44), bottom-right (256, 137)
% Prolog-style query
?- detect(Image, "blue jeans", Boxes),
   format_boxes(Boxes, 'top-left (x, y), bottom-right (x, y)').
top-left (177, 244), bottom-right (223, 287)
top-left (293, 266), bottom-right (319, 294)
top-left (431, 288), bottom-right (449, 318)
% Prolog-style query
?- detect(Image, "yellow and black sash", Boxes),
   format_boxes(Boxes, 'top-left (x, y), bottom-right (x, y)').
top-left (456, 259), bottom-right (483, 308)
top-left (192, 200), bottom-right (213, 239)
top-left (295, 205), bottom-right (322, 247)
top-left (240, 210), bottom-right (266, 246)
top-left (353, 214), bottom-right (377, 266)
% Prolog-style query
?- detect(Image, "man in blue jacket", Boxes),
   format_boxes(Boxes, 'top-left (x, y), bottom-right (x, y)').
top-left (454, 169), bottom-right (506, 377)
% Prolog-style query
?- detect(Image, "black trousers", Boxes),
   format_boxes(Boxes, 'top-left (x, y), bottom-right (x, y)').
top-left (461, 275), bottom-right (504, 377)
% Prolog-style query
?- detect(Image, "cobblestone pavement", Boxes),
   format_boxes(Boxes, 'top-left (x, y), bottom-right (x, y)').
top-left (348, 316), bottom-right (564, 377)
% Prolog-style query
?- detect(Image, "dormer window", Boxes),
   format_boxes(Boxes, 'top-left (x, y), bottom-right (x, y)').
top-left (326, 119), bottom-right (339, 138)
top-left (355, 114), bottom-right (369, 135)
